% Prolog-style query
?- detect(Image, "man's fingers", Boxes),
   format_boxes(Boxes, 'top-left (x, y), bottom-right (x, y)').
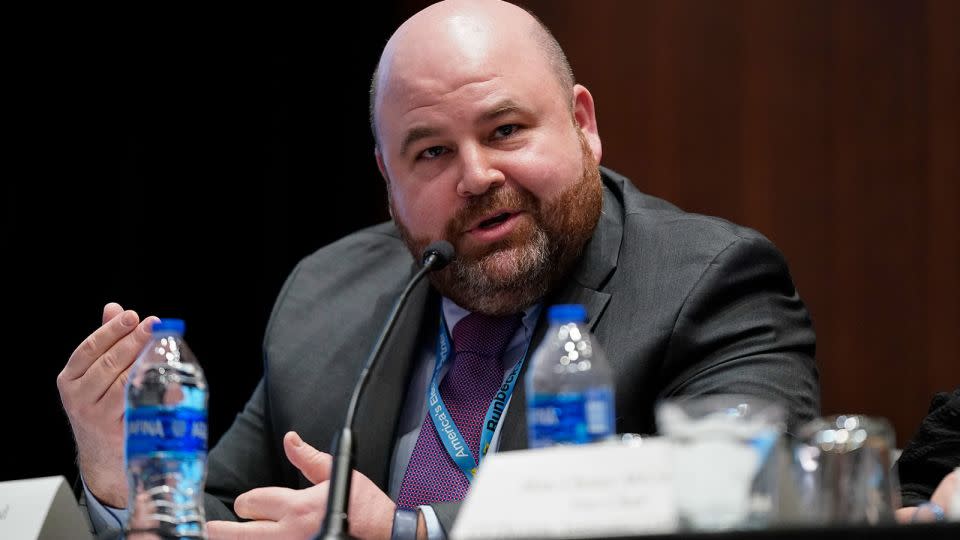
top-left (102, 302), bottom-right (124, 325)
top-left (233, 486), bottom-right (299, 521)
top-left (76, 316), bottom-right (158, 404)
top-left (62, 309), bottom-right (141, 380)
top-left (207, 519), bottom-right (283, 540)
top-left (103, 366), bottom-right (134, 421)
top-left (284, 431), bottom-right (333, 485)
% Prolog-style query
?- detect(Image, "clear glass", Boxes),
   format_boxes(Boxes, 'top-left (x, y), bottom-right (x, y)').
top-left (793, 414), bottom-right (900, 525)
top-left (656, 394), bottom-right (786, 531)
top-left (125, 329), bottom-right (208, 539)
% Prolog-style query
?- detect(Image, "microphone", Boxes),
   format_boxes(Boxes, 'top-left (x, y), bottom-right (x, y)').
top-left (317, 241), bottom-right (454, 540)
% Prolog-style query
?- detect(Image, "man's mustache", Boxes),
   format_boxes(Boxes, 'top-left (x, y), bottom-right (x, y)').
top-left (445, 187), bottom-right (538, 239)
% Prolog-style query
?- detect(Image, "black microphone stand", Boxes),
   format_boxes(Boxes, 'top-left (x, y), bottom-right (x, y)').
top-left (316, 242), bottom-right (453, 540)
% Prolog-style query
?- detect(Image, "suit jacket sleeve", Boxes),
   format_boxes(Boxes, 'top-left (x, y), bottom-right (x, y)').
top-left (657, 233), bottom-right (819, 432)
top-left (203, 379), bottom-right (281, 520)
top-left (201, 260), bottom-right (308, 520)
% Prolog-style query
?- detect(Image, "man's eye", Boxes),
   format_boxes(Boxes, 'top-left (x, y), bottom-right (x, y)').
top-left (418, 146), bottom-right (447, 160)
top-left (493, 124), bottom-right (520, 139)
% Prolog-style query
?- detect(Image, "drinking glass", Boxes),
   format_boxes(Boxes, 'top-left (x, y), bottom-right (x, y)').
top-left (656, 394), bottom-right (786, 531)
top-left (793, 414), bottom-right (900, 524)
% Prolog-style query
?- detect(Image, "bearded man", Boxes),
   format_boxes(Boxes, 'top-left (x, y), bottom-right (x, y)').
top-left (62, 1), bottom-right (818, 539)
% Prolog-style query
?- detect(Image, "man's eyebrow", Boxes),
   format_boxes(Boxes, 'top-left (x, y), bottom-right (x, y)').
top-left (480, 100), bottom-right (531, 123)
top-left (399, 126), bottom-right (438, 158)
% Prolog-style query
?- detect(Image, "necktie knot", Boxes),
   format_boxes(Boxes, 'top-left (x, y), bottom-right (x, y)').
top-left (451, 312), bottom-right (522, 359)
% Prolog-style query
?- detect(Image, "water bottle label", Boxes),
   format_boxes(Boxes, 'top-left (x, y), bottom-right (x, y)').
top-left (126, 406), bottom-right (208, 457)
top-left (527, 388), bottom-right (615, 447)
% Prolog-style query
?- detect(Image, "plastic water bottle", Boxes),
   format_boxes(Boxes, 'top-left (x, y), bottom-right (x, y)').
top-left (125, 319), bottom-right (208, 538)
top-left (525, 304), bottom-right (616, 447)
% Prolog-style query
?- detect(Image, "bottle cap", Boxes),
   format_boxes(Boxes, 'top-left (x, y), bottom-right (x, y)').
top-left (152, 318), bottom-right (186, 334)
top-left (548, 304), bottom-right (587, 324)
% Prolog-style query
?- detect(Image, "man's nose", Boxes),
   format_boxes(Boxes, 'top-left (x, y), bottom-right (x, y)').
top-left (456, 145), bottom-right (505, 197)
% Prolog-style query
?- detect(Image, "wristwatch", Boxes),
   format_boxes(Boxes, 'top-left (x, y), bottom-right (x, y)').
top-left (391, 506), bottom-right (421, 540)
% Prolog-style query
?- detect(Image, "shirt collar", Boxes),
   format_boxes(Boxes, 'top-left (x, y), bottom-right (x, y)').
top-left (441, 297), bottom-right (541, 339)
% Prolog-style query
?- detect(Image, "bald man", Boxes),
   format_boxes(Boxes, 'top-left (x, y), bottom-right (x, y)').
top-left (60, 1), bottom-right (818, 538)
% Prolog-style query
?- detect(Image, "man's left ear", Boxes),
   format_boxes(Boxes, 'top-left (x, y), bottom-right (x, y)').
top-left (572, 84), bottom-right (602, 162)
top-left (375, 147), bottom-right (389, 183)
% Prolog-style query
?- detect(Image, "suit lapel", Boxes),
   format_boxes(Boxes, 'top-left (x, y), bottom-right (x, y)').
top-left (352, 267), bottom-right (436, 491)
top-left (498, 172), bottom-right (624, 451)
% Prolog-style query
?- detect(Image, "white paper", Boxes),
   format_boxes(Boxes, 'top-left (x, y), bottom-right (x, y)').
top-left (0, 476), bottom-right (92, 540)
top-left (452, 439), bottom-right (677, 539)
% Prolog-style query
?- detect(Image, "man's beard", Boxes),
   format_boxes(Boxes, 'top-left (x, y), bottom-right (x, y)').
top-left (391, 134), bottom-right (602, 316)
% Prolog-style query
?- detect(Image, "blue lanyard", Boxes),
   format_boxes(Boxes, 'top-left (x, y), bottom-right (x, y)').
top-left (426, 311), bottom-right (529, 482)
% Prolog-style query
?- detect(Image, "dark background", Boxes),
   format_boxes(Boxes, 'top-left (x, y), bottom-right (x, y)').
top-left (3, 0), bottom-right (958, 489)
top-left (3, 5), bottom-right (403, 483)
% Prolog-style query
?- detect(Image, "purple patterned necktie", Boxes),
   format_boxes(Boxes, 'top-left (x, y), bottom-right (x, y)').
top-left (396, 311), bottom-right (522, 508)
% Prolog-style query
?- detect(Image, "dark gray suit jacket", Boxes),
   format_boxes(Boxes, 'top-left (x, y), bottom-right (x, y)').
top-left (202, 167), bottom-right (819, 531)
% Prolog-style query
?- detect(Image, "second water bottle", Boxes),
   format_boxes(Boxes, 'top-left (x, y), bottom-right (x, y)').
top-left (525, 304), bottom-right (616, 448)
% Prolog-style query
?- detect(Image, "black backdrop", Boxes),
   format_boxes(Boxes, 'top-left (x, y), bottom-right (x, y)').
top-left (3, 7), bottom-right (415, 487)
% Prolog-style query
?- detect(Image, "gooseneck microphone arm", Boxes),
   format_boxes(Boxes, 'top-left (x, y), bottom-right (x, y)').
top-left (317, 241), bottom-right (455, 540)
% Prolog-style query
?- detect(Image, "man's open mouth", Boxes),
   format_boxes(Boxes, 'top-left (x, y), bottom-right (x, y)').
top-left (476, 212), bottom-right (513, 229)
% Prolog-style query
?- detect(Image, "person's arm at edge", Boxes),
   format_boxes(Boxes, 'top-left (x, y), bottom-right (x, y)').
top-left (896, 469), bottom-right (958, 523)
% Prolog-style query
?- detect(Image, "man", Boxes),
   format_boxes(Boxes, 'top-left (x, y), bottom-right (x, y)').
top-left (57, 1), bottom-right (819, 538)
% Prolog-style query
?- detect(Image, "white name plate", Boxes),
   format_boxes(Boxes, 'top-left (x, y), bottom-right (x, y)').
top-left (0, 476), bottom-right (93, 540)
top-left (452, 439), bottom-right (677, 539)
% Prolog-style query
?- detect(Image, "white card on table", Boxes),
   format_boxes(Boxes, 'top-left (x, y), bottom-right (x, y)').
top-left (452, 438), bottom-right (677, 539)
top-left (0, 475), bottom-right (93, 540)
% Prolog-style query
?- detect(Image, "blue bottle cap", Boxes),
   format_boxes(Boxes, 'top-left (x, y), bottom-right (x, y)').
top-left (548, 304), bottom-right (587, 324)
top-left (152, 318), bottom-right (186, 334)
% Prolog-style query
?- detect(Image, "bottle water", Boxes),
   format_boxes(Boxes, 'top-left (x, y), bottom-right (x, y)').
top-left (125, 319), bottom-right (208, 538)
top-left (526, 304), bottom-right (616, 447)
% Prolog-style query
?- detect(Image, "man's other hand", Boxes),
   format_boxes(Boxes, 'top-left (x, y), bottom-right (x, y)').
top-left (207, 431), bottom-right (396, 540)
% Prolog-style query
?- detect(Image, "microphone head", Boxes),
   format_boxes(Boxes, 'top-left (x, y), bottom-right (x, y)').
top-left (421, 240), bottom-right (455, 270)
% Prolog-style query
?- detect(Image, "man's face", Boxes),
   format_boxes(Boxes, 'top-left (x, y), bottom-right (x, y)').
top-left (375, 35), bottom-right (602, 315)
